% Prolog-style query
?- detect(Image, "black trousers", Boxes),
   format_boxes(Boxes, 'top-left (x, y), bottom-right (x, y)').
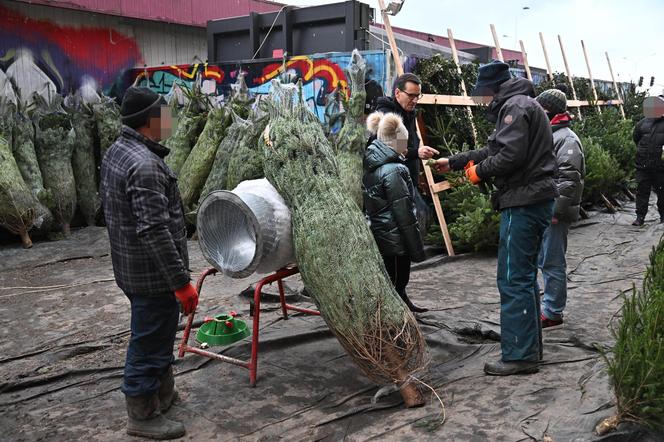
top-left (635, 169), bottom-right (664, 219)
top-left (382, 254), bottom-right (411, 297)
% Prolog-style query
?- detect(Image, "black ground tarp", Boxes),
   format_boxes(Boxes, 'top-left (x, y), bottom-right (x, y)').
top-left (1, 198), bottom-right (663, 441)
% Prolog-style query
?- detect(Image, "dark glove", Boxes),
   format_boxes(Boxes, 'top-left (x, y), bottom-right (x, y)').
top-left (449, 153), bottom-right (471, 171)
top-left (175, 282), bottom-right (198, 315)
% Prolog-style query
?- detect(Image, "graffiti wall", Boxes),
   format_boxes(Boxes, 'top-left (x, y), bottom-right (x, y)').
top-left (129, 50), bottom-right (389, 122)
top-left (0, 2), bottom-right (142, 95)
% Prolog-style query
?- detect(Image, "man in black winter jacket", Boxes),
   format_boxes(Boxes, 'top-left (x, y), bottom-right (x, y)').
top-left (632, 95), bottom-right (664, 226)
top-left (434, 61), bottom-right (558, 376)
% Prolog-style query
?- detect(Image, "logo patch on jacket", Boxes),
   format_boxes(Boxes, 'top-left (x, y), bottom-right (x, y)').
top-left (504, 114), bottom-right (514, 124)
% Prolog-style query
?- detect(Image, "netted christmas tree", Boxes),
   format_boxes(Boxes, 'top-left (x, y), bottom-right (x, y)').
top-left (333, 50), bottom-right (368, 208)
top-left (33, 94), bottom-right (77, 235)
top-left (261, 81), bottom-right (427, 404)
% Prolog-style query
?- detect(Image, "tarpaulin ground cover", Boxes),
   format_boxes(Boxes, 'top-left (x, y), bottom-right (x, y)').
top-left (1, 199), bottom-right (662, 441)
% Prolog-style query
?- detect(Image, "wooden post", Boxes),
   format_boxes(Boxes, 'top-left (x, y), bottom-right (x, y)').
top-left (490, 24), bottom-right (504, 62)
top-left (558, 34), bottom-right (582, 120)
top-left (605, 51), bottom-right (626, 119)
top-left (539, 32), bottom-right (553, 81)
top-left (519, 40), bottom-right (533, 81)
top-left (448, 28), bottom-right (478, 145)
top-left (377, 0), bottom-right (455, 256)
top-left (581, 40), bottom-right (602, 114)
top-left (378, 0), bottom-right (403, 76)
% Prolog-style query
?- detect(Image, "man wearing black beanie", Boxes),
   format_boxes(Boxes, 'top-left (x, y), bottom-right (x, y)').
top-left (100, 86), bottom-right (197, 439)
top-left (434, 61), bottom-right (558, 376)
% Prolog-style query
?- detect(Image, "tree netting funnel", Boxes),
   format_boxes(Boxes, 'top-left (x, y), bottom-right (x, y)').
top-left (197, 178), bottom-right (294, 278)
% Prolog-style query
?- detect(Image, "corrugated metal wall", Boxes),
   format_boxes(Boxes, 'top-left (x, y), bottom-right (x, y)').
top-left (3, 1), bottom-right (207, 67)
top-left (9, 0), bottom-right (284, 27)
top-left (1, 0), bottom-right (210, 92)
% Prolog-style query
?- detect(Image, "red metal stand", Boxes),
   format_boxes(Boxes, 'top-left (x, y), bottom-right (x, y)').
top-left (178, 266), bottom-right (319, 386)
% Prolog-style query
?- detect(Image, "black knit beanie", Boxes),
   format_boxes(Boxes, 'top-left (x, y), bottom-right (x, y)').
top-left (120, 87), bottom-right (166, 129)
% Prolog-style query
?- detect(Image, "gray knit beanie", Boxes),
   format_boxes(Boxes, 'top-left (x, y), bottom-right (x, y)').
top-left (536, 89), bottom-right (567, 115)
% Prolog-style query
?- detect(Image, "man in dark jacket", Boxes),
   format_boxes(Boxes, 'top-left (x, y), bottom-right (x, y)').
top-left (374, 73), bottom-right (439, 185)
top-left (101, 87), bottom-right (198, 439)
top-left (434, 61), bottom-right (558, 376)
top-left (535, 89), bottom-right (585, 328)
top-left (364, 111), bottom-right (427, 312)
top-left (632, 95), bottom-right (664, 226)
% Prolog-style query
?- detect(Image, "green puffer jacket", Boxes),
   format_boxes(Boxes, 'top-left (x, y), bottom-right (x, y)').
top-left (362, 139), bottom-right (425, 262)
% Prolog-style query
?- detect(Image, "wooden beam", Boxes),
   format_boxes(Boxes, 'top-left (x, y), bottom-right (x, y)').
top-left (558, 34), bottom-right (583, 120)
top-left (605, 51), bottom-right (626, 119)
top-left (423, 162), bottom-right (454, 255)
top-left (432, 181), bottom-right (451, 193)
top-left (539, 32), bottom-right (553, 81)
top-left (567, 99), bottom-right (623, 107)
top-left (448, 27), bottom-right (478, 145)
top-left (581, 40), bottom-right (601, 114)
top-left (377, 0), bottom-right (454, 256)
top-left (519, 40), bottom-right (532, 81)
top-left (418, 93), bottom-right (492, 106)
top-left (418, 94), bottom-right (621, 108)
top-left (490, 24), bottom-right (504, 62)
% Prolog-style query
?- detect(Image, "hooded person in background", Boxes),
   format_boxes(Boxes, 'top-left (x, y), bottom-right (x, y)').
top-left (535, 89), bottom-right (585, 328)
top-left (101, 87), bottom-right (198, 439)
top-left (632, 95), bottom-right (664, 226)
top-left (433, 61), bottom-right (558, 376)
top-left (363, 112), bottom-right (428, 313)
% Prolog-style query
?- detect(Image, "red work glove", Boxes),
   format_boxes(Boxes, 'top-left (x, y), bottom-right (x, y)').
top-left (175, 282), bottom-right (199, 315)
top-left (464, 161), bottom-right (481, 184)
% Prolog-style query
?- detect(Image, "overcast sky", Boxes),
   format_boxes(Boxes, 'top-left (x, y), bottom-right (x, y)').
top-left (281, 0), bottom-right (663, 93)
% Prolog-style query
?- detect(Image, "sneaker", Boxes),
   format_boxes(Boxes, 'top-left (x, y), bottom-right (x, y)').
top-left (541, 313), bottom-right (563, 328)
top-left (632, 218), bottom-right (645, 226)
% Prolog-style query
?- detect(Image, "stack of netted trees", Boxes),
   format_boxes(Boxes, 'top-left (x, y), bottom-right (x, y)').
top-left (261, 80), bottom-right (428, 405)
top-left (0, 76), bottom-right (118, 247)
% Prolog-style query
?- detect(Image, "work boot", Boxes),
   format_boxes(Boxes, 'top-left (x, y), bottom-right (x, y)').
top-left (632, 217), bottom-right (645, 226)
top-left (126, 393), bottom-right (185, 440)
top-left (158, 366), bottom-right (179, 413)
top-left (484, 359), bottom-right (539, 376)
top-left (541, 313), bottom-right (563, 329)
top-left (399, 292), bottom-right (428, 313)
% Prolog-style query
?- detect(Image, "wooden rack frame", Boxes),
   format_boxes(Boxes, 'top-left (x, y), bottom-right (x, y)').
top-left (372, 11), bottom-right (629, 254)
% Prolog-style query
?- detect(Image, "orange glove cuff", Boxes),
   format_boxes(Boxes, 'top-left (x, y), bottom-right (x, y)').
top-left (465, 164), bottom-right (481, 184)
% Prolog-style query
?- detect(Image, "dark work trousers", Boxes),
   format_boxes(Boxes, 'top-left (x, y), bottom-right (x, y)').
top-left (382, 254), bottom-right (411, 297)
top-left (497, 200), bottom-right (554, 362)
top-left (635, 169), bottom-right (664, 220)
top-left (121, 292), bottom-right (179, 397)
